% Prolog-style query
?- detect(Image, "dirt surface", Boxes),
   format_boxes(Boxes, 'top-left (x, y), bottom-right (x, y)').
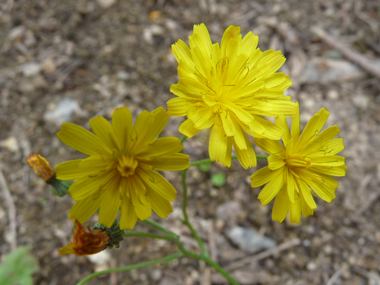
top-left (1, 0), bottom-right (380, 284)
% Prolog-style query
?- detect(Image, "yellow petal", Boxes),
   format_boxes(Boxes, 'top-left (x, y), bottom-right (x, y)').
top-left (134, 107), bottom-right (170, 147)
top-left (136, 137), bottom-right (183, 158)
top-left (79, 155), bottom-right (115, 169)
top-left (289, 198), bottom-right (302, 223)
top-left (300, 195), bottom-right (315, 218)
top-left (221, 137), bottom-right (233, 167)
top-left (167, 97), bottom-right (188, 116)
top-left (129, 175), bottom-right (151, 220)
top-left (257, 170), bottom-right (284, 205)
top-left (221, 26), bottom-right (241, 58)
top-left (220, 111), bottom-right (236, 137)
top-left (55, 159), bottom-right (84, 180)
top-left (233, 133), bottom-right (256, 169)
top-left (303, 125), bottom-right (340, 153)
top-left (147, 187), bottom-right (173, 219)
top-left (309, 165), bottom-right (347, 177)
top-left (90, 116), bottom-right (120, 151)
top-left (69, 170), bottom-right (116, 200)
top-left (187, 104), bottom-right (215, 130)
top-left (297, 107), bottom-right (329, 148)
top-left (68, 193), bottom-right (103, 223)
top-left (179, 119), bottom-right (200, 138)
top-left (172, 39), bottom-right (192, 63)
top-left (225, 102), bottom-right (253, 125)
top-left (119, 193), bottom-right (138, 230)
top-left (99, 175), bottom-right (122, 227)
top-left (311, 155), bottom-right (345, 167)
top-left (250, 166), bottom-right (278, 187)
top-left (268, 154), bottom-right (286, 170)
top-left (307, 138), bottom-right (344, 157)
top-left (291, 102), bottom-right (300, 142)
top-left (170, 80), bottom-right (204, 99)
top-left (191, 46), bottom-right (212, 79)
top-left (136, 167), bottom-right (177, 202)
top-left (209, 122), bottom-right (228, 164)
top-left (297, 178), bottom-right (317, 209)
top-left (248, 115), bottom-right (283, 140)
top-left (272, 187), bottom-right (289, 223)
top-left (57, 123), bottom-right (110, 156)
top-left (299, 170), bottom-right (337, 202)
top-left (276, 115), bottom-right (290, 146)
top-left (253, 138), bottom-right (284, 155)
top-left (287, 169), bottom-right (295, 203)
top-left (112, 107), bottom-right (133, 149)
top-left (142, 154), bottom-right (190, 171)
top-left (242, 32), bottom-right (259, 55)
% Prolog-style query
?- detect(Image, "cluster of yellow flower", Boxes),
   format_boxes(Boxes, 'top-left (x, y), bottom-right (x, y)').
top-left (29, 24), bottom-right (346, 253)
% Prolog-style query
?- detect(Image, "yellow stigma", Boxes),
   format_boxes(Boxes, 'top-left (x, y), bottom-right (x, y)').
top-left (117, 155), bottom-right (138, 177)
top-left (286, 155), bottom-right (311, 169)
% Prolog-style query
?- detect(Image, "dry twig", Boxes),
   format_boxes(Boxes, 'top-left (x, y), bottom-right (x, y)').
top-left (225, 238), bottom-right (301, 271)
top-left (0, 170), bottom-right (17, 251)
top-left (312, 27), bottom-right (380, 79)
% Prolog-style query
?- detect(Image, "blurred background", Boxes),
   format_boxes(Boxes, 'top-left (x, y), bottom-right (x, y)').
top-left (0, 0), bottom-right (379, 284)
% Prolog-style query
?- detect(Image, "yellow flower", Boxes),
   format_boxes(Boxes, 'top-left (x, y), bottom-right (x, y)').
top-left (27, 153), bottom-right (55, 182)
top-left (59, 220), bottom-right (110, 256)
top-left (251, 103), bottom-right (346, 223)
top-left (55, 107), bottom-right (189, 229)
top-left (168, 23), bottom-right (296, 169)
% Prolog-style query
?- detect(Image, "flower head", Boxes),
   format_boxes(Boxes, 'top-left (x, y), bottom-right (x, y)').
top-left (27, 153), bottom-right (55, 182)
top-left (59, 220), bottom-right (110, 256)
top-left (55, 107), bottom-right (189, 229)
top-left (251, 103), bottom-right (346, 223)
top-left (168, 23), bottom-right (296, 169)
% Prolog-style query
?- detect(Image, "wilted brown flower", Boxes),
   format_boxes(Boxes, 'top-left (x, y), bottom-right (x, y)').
top-left (59, 220), bottom-right (110, 256)
top-left (27, 153), bottom-right (55, 182)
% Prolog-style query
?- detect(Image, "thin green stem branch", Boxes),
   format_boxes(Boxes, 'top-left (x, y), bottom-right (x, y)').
top-left (180, 135), bottom-right (187, 143)
top-left (143, 219), bottom-right (178, 239)
top-left (181, 168), bottom-right (209, 257)
top-left (190, 154), bottom-right (268, 166)
top-left (76, 252), bottom-right (183, 285)
top-left (123, 231), bottom-right (177, 242)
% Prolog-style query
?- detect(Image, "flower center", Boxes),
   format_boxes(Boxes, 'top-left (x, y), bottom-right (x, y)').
top-left (286, 155), bottom-right (311, 169)
top-left (117, 155), bottom-right (138, 177)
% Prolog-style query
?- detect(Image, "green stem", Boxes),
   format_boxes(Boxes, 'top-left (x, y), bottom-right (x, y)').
top-left (143, 219), bottom-right (178, 239)
top-left (176, 240), bottom-right (239, 285)
top-left (181, 168), bottom-right (209, 257)
top-left (190, 154), bottom-right (268, 166)
top-left (123, 231), bottom-right (177, 242)
top-left (76, 252), bottom-right (183, 285)
top-left (180, 135), bottom-right (187, 143)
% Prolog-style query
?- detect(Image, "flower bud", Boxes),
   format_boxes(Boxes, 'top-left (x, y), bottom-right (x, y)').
top-left (27, 153), bottom-right (70, 197)
top-left (27, 153), bottom-right (55, 182)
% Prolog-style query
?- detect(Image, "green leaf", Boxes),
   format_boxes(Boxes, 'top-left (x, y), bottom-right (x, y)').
top-left (0, 247), bottom-right (39, 285)
top-left (211, 172), bottom-right (226, 187)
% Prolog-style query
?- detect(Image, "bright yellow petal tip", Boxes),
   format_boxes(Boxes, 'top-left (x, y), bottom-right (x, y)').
top-left (168, 23), bottom-right (296, 169)
top-left (251, 102), bottom-right (346, 223)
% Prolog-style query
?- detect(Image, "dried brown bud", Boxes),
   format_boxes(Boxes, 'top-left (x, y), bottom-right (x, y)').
top-left (59, 220), bottom-right (110, 256)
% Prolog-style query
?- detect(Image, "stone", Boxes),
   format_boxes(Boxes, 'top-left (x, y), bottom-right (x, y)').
top-left (22, 63), bottom-right (41, 77)
top-left (216, 201), bottom-right (245, 222)
top-left (96, 0), bottom-right (116, 9)
top-left (42, 58), bottom-right (56, 74)
top-left (227, 227), bottom-right (276, 253)
top-left (300, 58), bottom-right (364, 84)
top-left (0, 137), bottom-right (19, 152)
top-left (43, 99), bottom-right (81, 125)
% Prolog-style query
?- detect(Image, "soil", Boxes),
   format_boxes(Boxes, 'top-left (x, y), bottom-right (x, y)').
top-left (0, 0), bottom-right (380, 284)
